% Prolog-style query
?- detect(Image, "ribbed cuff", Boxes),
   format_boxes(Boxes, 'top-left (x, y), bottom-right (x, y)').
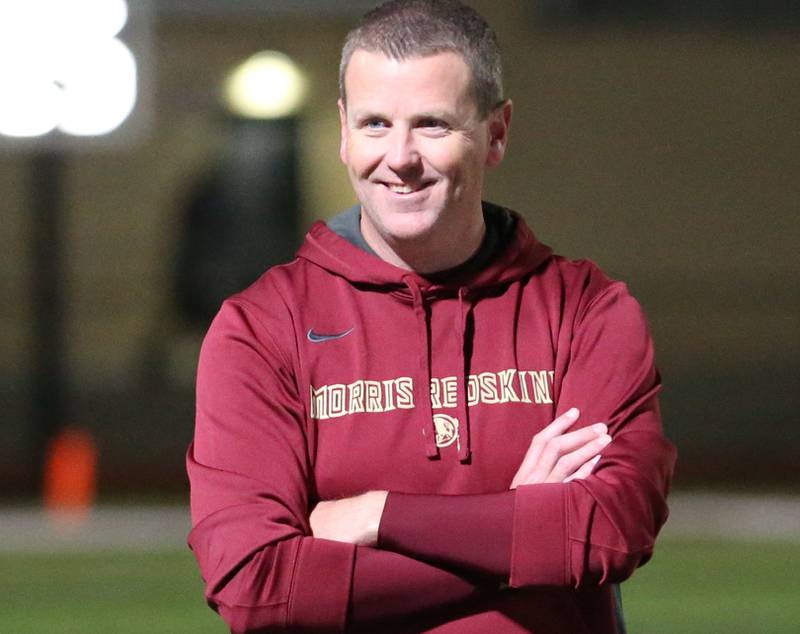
top-left (509, 483), bottom-right (568, 587)
top-left (379, 491), bottom-right (514, 578)
top-left (288, 537), bottom-right (356, 631)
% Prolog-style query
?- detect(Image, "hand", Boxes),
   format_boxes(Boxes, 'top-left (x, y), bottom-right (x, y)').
top-left (309, 490), bottom-right (388, 546)
top-left (510, 408), bottom-right (610, 489)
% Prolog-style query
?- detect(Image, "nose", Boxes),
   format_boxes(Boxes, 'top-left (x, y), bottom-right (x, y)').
top-left (385, 128), bottom-right (421, 174)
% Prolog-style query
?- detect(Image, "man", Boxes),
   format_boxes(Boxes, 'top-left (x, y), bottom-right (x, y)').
top-left (187, 1), bottom-right (676, 632)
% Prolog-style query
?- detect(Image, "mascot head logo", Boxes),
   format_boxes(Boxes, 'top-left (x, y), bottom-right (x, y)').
top-left (433, 414), bottom-right (459, 449)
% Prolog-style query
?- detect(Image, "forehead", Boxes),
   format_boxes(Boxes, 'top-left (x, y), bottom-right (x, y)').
top-left (344, 49), bottom-right (476, 115)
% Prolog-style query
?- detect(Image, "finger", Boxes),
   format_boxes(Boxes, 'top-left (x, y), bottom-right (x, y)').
top-left (542, 423), bottom-right (608, 460)
top-left (545, 434), bottom-right (611, 483)
top-left (564, 454), bottom-right (602, 483)
top-left (525, 423), bottom-right (607, 484)
top-left (526, 408), bottom-right (583, 468)
top-left (511, 408), bottom-right (581, 488)
top-left (535, 408), bottom-right (582, 444)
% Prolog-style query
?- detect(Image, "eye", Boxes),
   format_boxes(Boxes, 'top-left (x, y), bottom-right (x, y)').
top-left (416, 117), bottom-right (451, 136)
top-left (363, 118), bottom-right (388, 130)
top-left (419, 118), bottom-right (447, 129)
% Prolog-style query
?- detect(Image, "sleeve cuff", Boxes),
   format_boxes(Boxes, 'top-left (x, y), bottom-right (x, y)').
top-left (510, 483), bottom-right (568, 587)
top-left (288, 537), bottom-right (356, 631)
top-left (379, 491), bottom-right (514, 579)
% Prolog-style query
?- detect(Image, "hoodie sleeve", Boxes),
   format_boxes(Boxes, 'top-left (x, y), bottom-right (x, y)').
top-left (187, 300), bottom-right (483, 633)
top-left (509, 281), bottom-right (676, 587)
top-left (377, 282), bottom-right (676, 588)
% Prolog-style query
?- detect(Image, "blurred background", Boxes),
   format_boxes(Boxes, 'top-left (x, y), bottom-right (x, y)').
top-left (0, 1), bottom-right (798, 632)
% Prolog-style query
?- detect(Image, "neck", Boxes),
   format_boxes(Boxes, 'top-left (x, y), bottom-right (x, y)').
top-left (361, 209), bottom-right (486, 274)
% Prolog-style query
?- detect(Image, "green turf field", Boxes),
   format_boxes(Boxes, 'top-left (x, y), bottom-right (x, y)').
top-left (623, 539), bottom-right (799, 633)
top-left (1, 539), bottom-right (797, 633)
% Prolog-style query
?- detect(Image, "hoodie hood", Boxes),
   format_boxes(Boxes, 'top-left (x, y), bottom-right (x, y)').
top-left (297, 202), bottom-right (553, 295)
top-left (296, 202), bottom-right (553, 462)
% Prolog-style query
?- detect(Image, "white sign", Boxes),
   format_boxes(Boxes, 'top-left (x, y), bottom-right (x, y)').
top-left (0, 0), bottom-right (138, 139)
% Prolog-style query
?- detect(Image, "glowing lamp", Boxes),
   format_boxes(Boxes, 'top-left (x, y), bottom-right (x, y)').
top-left (223, 51), bottom-right (307, 120)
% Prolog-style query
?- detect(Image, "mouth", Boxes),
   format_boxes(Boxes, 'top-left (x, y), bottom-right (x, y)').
top-left (381, 181), bottom-right (433, 195)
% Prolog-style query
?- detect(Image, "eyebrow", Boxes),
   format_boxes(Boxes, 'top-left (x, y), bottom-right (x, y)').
top-left (414, 110), bottom-right (454, 120)
top-left (348, 109), bottom-right (388, 121)
top-left (349, 109), bottom-right (457, 123)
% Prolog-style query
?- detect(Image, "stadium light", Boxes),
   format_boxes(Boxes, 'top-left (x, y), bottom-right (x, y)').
top-left (223, 51), bottom-right (307, 120)
top-left (0, 0), bottom-right (137, 138)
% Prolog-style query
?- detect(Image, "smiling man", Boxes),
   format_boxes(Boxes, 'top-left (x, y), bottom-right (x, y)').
top-left (339, 47), bottom-right (510, 272)
top-left (187, 1), bottom-right (676, 633)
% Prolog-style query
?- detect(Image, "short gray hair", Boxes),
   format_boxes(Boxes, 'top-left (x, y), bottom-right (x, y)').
top-left (339, 0), bottom-right (505, 118)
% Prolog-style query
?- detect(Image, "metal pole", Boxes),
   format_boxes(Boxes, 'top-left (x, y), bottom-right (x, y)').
top-left (29, 150), bottom-right (69, 492)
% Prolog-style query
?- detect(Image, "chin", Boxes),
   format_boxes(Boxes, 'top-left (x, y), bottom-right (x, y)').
top-left (374, 208), bottom-right (441, 242)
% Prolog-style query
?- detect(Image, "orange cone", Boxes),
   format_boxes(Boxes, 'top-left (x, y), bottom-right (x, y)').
top-left (43, 427), bottom-right (98, 519)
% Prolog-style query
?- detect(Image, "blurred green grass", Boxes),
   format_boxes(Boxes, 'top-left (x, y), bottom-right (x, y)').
top-left (1, 539), bottom-right (797, 633)
top-left (0, 550), bottom-right (224, 634)
top-left (623, 539), bottom-right (799, 633)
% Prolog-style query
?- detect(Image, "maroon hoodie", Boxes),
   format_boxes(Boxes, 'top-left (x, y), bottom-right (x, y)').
top-left (187, 204), bottom-right (676, 633)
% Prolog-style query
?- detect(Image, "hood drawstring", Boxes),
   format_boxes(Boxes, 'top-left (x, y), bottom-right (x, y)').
top-left (455, 287), bottom-right (474, 463)
top-left (402, 277), bottom-right (475, 463)
top-left (403, 276), bottom-right (439, 459)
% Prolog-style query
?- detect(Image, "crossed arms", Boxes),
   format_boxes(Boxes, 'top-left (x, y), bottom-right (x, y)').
top-left (311, 407), bottom-right (611, 546)
top-left (187, 283), bottom-right (676, 632)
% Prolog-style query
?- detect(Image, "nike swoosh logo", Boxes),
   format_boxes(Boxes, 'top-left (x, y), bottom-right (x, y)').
top-left (307, 327), bottom-right (354, 343)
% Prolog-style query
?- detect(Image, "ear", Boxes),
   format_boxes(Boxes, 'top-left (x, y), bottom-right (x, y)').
top-left (485, 100), bottom-right (513, 168)
top-left (338, 98), bottom-right (348, 165)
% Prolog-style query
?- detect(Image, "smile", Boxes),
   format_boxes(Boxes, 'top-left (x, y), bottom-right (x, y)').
top-left (382, 182), bottom-right (432, 195)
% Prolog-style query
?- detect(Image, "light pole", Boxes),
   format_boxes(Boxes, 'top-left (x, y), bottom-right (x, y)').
top-left (0, 0), bottom-right (147, 501)
top-left (175, 51), bottom-right (308, 328)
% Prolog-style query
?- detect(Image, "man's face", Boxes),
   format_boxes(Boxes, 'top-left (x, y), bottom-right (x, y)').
top-left (339, 49), bottom-right (510, 253)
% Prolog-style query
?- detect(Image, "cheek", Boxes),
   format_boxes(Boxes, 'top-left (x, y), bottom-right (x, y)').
top-left (347, 138), bottom-right (385, 176)
top-left (423, 142), bottom-right (475, 179)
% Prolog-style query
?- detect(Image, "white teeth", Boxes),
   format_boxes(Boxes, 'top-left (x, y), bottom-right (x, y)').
top-left (388, 184), bottom-right (415, 194)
